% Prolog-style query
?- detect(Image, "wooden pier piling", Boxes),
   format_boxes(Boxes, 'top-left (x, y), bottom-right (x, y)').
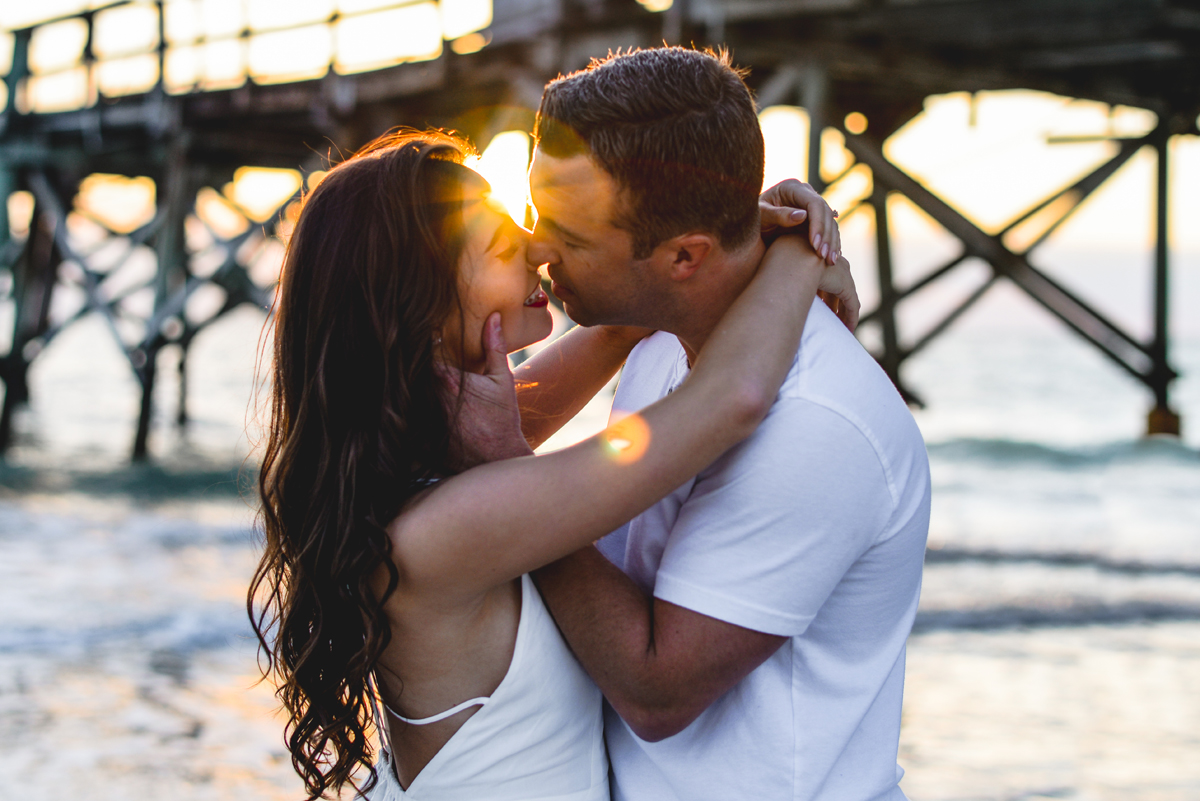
top-left (0, 0), bottom-right (1195, 458)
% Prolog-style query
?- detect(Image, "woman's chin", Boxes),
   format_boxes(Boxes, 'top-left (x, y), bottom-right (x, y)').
top-left (507, 332), bottom-right (550, 354)
top-left (511, 326), bottom-right (556, 352)
top-left (508, 316), bottom-right (555, 354)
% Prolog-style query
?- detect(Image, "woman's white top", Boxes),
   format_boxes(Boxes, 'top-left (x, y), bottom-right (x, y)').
top-left (367, 574), bottom-right (609, 801)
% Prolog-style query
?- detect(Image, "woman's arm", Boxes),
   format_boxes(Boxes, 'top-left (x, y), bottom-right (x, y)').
top-left (515, 323), bottom-right (651, 450)
top-left (392, 235), bottom-right (830, 601)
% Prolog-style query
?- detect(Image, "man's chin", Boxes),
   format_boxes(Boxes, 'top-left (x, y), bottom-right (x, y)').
top-left (559, 300), bottom-right (598, 328)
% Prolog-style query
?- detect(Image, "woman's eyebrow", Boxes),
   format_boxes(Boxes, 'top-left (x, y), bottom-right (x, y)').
top-left (486, 215), bottom-right (517, 252)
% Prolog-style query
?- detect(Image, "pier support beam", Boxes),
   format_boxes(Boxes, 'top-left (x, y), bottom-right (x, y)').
top-left (843, 128), bottom-right (1179, 425)
top-left (870, 186), bottom-right (921, 405)
top-left (801, 65), bottom-right (827, 194)
top-left (133, 139), bottom-right (190, 460)
top-left (872, 188), bottom-right (897, 381)
top-left (1147, 130), bottom-right (1180, 436)
top-left (0, 199), bottom-right (57, 452)
top-left (176, 339), bottom-right (190, 426)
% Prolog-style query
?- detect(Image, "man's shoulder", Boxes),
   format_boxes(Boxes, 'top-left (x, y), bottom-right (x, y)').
top-left (742, 303), bottom-right (930, 506)
top-left (778, 302), bottom-right (919, 439)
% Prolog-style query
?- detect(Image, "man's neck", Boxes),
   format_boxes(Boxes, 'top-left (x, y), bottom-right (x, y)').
top-left (674, 237), bottom-right (766, 366)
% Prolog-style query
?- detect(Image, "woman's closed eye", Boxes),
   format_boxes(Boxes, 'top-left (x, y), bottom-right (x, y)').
top-left (486, 216), bottom-right (526, 261)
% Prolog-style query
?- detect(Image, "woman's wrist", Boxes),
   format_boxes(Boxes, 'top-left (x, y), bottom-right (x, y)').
top-left (761, 234), bottom-right (825, 294)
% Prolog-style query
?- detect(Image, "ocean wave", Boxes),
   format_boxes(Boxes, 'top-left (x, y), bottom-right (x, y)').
top-left (925, 437), bottom-right (1200, 467)
top-left (924, 547), bottom-right (1200, 577)
top-left (913, 600), bottom-right (1200, 634)
top-left (0, 462), bottom-right (258, 501)
top-left (0, 606), bottom-right (253, 656)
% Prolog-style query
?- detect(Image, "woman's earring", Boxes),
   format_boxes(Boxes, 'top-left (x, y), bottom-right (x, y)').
top-left (433, 333), bottom-right (443, 346)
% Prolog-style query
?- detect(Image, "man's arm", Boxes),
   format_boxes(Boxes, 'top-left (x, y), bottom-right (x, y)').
top-left (535, 392), bottom-right (894, 742)
top-left (533, 547), bottom-right (786, 742)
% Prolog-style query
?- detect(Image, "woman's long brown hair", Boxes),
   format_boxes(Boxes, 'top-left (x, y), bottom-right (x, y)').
top-left (249, 130), bottom-right (476, 799)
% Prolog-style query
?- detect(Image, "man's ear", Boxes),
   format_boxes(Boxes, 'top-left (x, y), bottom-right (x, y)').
top-left (659, 233), bottom-right (715, 282)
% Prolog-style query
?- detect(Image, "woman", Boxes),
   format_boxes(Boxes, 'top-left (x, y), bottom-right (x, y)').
top-left (250, 130), bottom-right (852, 800)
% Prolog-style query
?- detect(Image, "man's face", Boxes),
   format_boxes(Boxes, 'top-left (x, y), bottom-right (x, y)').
top-left (527, 148), bottom-right (661, 328)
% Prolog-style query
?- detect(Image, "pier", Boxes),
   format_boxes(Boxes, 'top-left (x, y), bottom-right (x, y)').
top-left (0, 0), bottom-right (1195, 459)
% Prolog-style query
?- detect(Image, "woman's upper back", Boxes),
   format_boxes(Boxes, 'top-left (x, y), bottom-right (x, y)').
top-left (369, 574), bottom-right (608, 800)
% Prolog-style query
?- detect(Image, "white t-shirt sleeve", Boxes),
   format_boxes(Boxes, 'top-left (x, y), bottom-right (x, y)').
top-left (652, 397), bottom-right (896, 637)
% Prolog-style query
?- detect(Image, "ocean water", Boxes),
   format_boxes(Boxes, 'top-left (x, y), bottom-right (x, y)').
top-left (1, 247), bottom-right (1198, 800)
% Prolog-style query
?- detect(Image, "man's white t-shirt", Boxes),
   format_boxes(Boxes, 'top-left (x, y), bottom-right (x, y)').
top-left (598, 301), bottom-right (931, 801)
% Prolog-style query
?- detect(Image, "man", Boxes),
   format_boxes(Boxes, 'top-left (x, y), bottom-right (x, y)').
top-left (522, 47), bottom-right (931, 801)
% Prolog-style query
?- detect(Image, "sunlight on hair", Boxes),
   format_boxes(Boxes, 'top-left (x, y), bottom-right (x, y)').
top-left (464, 130), bottom-right (532, 225)
top-left (603, 413), bottom-right (651, 465)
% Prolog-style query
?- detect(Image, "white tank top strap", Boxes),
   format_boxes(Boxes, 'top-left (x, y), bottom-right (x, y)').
top-left (364, 575), bottom-right (609, 800)
top-left (383, 696), bottom-right (490, 726)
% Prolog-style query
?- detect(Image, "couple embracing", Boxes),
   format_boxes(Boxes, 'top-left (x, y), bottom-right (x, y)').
top-left (252, 46), bottom-right (930, 801)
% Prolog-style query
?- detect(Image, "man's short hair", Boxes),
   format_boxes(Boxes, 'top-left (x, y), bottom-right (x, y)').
top-left (534, 47), bottom-right (764, 259)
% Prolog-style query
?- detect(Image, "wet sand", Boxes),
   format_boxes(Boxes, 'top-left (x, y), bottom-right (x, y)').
top-left (3, 487), bottom-right (1198, 801)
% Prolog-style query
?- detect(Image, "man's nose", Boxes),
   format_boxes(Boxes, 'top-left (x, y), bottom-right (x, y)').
top-left (526, 230), bottom-right (556, 268)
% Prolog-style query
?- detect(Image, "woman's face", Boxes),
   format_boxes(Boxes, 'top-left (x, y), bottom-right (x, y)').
top-left (443, 178), bottom-right (553, 370)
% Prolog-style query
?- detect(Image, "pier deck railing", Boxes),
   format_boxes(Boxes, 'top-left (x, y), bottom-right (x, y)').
top-left (0, 0), bottom-right (1195, 458)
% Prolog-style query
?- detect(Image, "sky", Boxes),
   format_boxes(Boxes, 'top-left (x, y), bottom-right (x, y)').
top-left (5, 0), bottom-right (1199, 258)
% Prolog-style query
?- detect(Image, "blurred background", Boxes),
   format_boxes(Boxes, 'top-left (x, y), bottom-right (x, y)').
top-left (0, 1), bottom-right (1197, 798)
